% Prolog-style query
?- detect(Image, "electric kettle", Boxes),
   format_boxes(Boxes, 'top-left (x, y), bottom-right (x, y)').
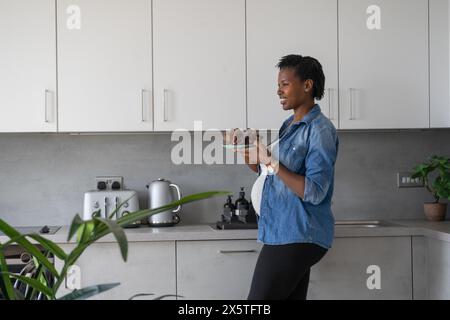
top-left (146, 178), bottom-right (182, 227)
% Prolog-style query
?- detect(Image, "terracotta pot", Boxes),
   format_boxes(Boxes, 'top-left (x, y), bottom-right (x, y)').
top-left (424, 202), bottom-right (447, 221)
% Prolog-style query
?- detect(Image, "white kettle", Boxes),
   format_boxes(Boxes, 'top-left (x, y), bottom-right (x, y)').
top-left (146, 178), bottom-right (182, 227)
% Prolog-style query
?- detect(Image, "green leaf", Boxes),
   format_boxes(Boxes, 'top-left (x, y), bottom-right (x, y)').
top-left (412, 164), bottom-right (426, 174)
top-left (0, 250), bottom-right (16, 300)
top-left (76, 221), bottom-right (95, 244)
top-left (68, 214), bottom-right (84, 242)
top-left (0, 234), bottom-right (67, 261)
top-left (92, 210), bottom-right (102, 219)
top-left (94, 218), bottom-right (128, 261)
top-left (3, 272), bottom-right (54, 299)
top-left (115, 191), bottom-right (230, 230)
top-left (0, 219), bottom-right (59, 278)
top-left (27, 234), bottom-right (67, 260)
top-left (64, 244), bottom-right (89, 274)
top-left (58, 283), bottom-right (120, 300)
top-left (410, 172), bottom-right (420, 179)
top-left (108, 195), bottom-right (136, 220)
top-left (25, 258), bottom-right (46, 300)
top-left (0, 233), bottom-right (32, 250)
top-left (13, 288), bottom-right (25, 300)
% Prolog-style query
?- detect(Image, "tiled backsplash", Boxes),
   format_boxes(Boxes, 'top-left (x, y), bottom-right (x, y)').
top-left (0, 130), bottom-right (449, 226)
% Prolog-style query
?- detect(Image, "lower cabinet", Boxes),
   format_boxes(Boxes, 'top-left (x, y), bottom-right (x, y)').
top-left (426, 237), bottom-right (450, 299)
top-left (176, 240), bottom-right (262, 300)
top-left (308, 237), bottom-right (412, 300)
top-left (54, 236), bottom-right (417, 300)
top-left (55, 241), bottom-right (176, 300)
top-left (176, 237), bottom-right (413, 300)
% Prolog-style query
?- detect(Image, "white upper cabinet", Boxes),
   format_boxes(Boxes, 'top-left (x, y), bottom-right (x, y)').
top-left (430, 0), bottom-right (450, 128)
top-left (0, 0), bottom-right (57, 132)
top-left (57, 0), bottom-right (153, 132)
top-left (247, 0), bottom-right (339, 130)
top-left (153, 0), bottom-right (246, 131)
top-left (339, 0), bottom-right (429, 129)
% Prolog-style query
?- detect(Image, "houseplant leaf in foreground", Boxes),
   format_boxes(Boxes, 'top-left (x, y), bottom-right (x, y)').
top-left (57, 283), bottom-right (120, 300)
top-left (0, 219), bottom-right (59, 278)
top-left (0, 250), bottom-right (15, 300)
top-left (113, 191), bottom-right (231, 230)
top-left (67, 214), bottom-right (84, 242)
top-left (27, 234), bottom-right (68, 260)
top-left (0, 191), bottom-right (230, 300)
top-left (2, 272), bottom-right (54, 299)
top-left (94, 217), bottom-right (128, 261)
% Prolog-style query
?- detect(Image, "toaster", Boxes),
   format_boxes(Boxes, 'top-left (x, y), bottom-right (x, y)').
top-left (83, 190), bottom-right (140, 221)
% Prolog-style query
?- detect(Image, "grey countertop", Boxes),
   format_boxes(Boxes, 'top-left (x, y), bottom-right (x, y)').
top-left (2, 219), bottom-right (450, 244)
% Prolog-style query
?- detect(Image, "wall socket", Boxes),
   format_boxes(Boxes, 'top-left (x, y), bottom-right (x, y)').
top-left (397, 172), bottom-right (424, 188)
top-left (95, 176), bottom-right (123, 190)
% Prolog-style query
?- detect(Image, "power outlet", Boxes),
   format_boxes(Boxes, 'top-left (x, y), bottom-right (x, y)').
top-left (95, 176), bottom-right (123, 190)
top-left (397, 172), bottom-right (424, 188)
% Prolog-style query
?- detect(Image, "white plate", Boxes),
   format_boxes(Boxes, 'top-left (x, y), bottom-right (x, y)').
top-left (222, 144), bottom-right (256, 150)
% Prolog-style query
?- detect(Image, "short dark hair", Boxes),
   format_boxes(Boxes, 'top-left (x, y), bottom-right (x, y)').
top-left (276, 54), bottom-right (325, 100)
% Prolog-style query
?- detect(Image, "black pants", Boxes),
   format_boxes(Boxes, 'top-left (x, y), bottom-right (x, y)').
top-left (247, 243), bottom-right (327, 300)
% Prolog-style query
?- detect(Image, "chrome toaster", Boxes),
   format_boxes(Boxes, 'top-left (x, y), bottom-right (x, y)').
top-left (83, 190), bottom-right (140, 221)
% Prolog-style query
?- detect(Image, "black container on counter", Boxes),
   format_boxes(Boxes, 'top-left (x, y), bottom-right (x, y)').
top-left (216, 188), bottom-right (258, 230)
top-left (234, 187), bottom-right (249, 217)
top-left (222, 195), bottom-right (236, 223)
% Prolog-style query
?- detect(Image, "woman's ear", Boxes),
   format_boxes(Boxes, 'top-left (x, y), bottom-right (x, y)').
top-left (305, 79), bottom-right (314, 93)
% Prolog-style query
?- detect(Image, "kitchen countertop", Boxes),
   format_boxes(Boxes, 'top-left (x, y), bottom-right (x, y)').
top-left (2, 219), bottom-right (450, 244)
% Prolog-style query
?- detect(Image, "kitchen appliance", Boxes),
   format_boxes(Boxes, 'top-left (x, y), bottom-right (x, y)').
top-left (83, 189), bottom-right (140, 222)
top-left (146, 178), bottom-right (181, 227)
top-left (0, 244), bottom-right (55, 300)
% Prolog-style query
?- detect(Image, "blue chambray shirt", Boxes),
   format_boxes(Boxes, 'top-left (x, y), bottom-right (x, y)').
top-left (258, 104), bottom-right (339, 249)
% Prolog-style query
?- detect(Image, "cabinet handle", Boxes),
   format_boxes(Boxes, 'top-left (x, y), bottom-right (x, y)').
top-left (141, 89), bottom-right (153, 122)
top-left (348, 88), bottom-right (355, 120)
top-left (327, 88), bottom-right (334, 121)
top-left (44, 90), bottom-right (54, 123)
top-left (219, 250), bottom-right (257, 254)
top-left (163, 89), bottom-right (168, 122)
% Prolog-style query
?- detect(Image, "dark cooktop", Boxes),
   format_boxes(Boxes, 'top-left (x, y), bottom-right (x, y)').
top-left (214, 221), bottom-right (258, 230)
top-left (0, 225), bottom-right (61, 236)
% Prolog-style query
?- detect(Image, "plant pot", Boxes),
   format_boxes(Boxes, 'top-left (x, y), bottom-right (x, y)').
top-left (424, 202), bottom-right (447, 221)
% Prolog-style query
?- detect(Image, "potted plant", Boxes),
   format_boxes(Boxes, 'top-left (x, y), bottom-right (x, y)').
top-left (0, 190), bottom-right (229, 300)
top-left (411, 155), bottom-right (450, 221)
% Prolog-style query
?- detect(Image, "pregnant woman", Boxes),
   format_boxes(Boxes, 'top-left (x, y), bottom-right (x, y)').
top-left (236, 54), bottom-right (339, 300)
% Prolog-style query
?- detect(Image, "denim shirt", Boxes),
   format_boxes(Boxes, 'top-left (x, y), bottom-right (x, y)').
top-left (258, 104), bottom-right (339, 249)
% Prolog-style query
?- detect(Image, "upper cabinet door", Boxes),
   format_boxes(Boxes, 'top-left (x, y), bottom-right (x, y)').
top-left (339, 0), bottom-right (429, 129)
top-left (430, 0), bottom-right (450, 128)
top-left (0, 0), bottom-right (57, 132)
top-left (153, 0), bottom-right (246, 131)
top-left (57, 0), bottom-right (153, 132)
top-left (247, 0), bottom-right (339, 130)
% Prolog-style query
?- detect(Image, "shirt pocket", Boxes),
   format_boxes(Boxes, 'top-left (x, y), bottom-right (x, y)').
top-left (283, 141), bottom-right (308, 173)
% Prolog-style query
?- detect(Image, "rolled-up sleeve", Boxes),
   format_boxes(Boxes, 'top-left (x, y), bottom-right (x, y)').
top-left (303, 127), bottom-right (338, 205)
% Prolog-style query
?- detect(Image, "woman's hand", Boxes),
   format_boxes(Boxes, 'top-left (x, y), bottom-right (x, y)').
top-left (235, 139), bottom-right (272, 166)
top-left (223, 128), bottom-right (258, 146)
